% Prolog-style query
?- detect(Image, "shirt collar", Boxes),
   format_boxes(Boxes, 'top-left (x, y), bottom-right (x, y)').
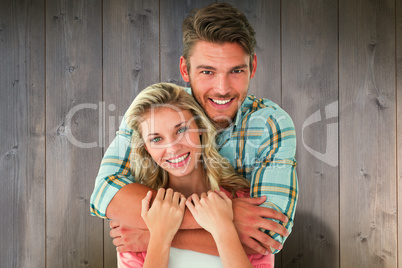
top-left (231, 95), bottom-right (253, 130)
top-left (216, 95), bottom-right (253, 143)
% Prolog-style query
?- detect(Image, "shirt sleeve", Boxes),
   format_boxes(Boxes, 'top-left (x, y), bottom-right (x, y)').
top-left (249, 108), bottom-right (298, 254)
top-left (118, 252), bottom-right (146, 268)
top-left (90, 114), bottom-right (136, 219)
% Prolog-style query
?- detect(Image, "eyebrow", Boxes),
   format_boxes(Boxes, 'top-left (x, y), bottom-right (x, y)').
top-left (195, 65), bottom-right (216, 71)
top-left (146, 121), bottom-right (186, 137)
top-left (195, 64), bottom-right (248, 71)
top-left (230, 64), bottom-right (248, 71)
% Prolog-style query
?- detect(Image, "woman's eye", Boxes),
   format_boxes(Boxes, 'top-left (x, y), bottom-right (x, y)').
top-left (178, 127), bottom-right (188, 134)
top-left (150, 137), bottom-right (161, 143)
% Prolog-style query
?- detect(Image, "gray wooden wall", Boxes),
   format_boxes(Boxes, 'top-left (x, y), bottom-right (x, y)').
top-left (0, 0), bottom-right (400, 267)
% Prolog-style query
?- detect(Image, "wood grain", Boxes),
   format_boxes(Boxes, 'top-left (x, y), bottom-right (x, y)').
top-left (45, 0), bottom-right (103, 267)
top-left (102, 0), bottom-right (159, 266)
top-left (224, 0), bottom-right (282, 103)
top-left (223, 1), bottom-right (283, 265)
top-left (0, 1), bottom-right (401, 267)
top-left (397, 0), bottom-right (402, 267)
top-left (339, 0), bottom-right (397, 266)
top-left (281, 0), bottom-right (339, 267)
top-left (160, 0), bottom-right (215, 86)
top-left (0, 0), bottom-right (45, 267)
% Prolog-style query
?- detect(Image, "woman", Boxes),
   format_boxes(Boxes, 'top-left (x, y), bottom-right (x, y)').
top-left (118, 83), bottom-right (274, 267)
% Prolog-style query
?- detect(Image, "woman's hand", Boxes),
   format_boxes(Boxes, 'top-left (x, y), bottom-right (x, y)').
top-left (141, 188), bottom-right (186, 245)
top-left (186, 190), bottom-right (253, 268)
top-left (186, 190), bottom-right (233, 237)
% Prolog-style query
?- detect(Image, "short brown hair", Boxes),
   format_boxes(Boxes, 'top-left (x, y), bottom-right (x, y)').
top-left (182, 3), bottom-right (256, 70)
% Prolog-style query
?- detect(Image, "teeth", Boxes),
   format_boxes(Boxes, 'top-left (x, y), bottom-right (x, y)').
top-left (212, 99), bottom-right (231, 105)
top-left (167, 153), bottom-right (189, 164)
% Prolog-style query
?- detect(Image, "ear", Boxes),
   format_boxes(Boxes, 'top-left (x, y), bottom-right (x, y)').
top-left (250, 54), bottom-right (257, 79)
top-left (180, 56), bottom-right (190, 82)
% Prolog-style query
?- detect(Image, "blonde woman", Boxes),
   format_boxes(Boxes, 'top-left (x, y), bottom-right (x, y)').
top-left (117, 83), bottom-right (273, 268)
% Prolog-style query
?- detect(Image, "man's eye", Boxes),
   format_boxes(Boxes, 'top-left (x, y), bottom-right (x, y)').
top-left (178, 127), bottom-right (188, 134)
top-left (201, 70), bottom-right (213, 75)
top-left (150, 137), bottom-right (161, 143)
top-left (232, 69), bottom-right (243, 74)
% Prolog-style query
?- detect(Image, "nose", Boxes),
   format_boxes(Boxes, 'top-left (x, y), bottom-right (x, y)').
top-left (165, 137), bottom-right (183, 156)
top-left (214, 74), bottom-right (230, 96)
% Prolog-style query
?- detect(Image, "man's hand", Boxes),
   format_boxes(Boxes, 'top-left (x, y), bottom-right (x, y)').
top-left (232, 195), bottom-right (289, 255)
top-left (109, 220), bottom-right (150, 253)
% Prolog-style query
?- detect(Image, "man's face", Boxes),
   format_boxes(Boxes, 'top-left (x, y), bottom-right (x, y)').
top-left (180, 41), bottom-right (257, 129)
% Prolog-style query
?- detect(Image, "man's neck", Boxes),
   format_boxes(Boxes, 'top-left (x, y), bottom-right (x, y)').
top-left (214, 113), bottom-right (238, 130)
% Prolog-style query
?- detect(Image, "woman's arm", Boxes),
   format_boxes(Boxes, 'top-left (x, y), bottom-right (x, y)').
top-left (107, 183), bottom-right (201, 229)
top-left (109, 186), bottom-right (287, 255)
top-left (186, 191), bottom-right (253, 268)
top-left (141, 188), bottom-right (186, 268)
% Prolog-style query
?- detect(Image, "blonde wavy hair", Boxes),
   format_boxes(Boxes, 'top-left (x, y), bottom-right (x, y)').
top-left (125, 82), bottom-right (250, 196)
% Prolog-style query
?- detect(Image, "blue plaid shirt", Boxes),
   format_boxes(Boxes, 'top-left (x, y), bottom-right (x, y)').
top-left (90, 92), bottom-right (298, 253)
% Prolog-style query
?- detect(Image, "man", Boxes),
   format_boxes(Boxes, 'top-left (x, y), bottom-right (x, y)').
top-left (90, 3), bottom-right (298, 256)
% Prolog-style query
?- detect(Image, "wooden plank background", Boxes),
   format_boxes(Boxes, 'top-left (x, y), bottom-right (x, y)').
top-left (0, 0), bottom-right (46, 267)
top-left (339, 0), bottom-right (397, 267)
top-left (397, 0), bottom-right (402, 268)
top-left (0, 0), bottom-right (400, 267)
top-left (282, 0), bottom-right (339, 267)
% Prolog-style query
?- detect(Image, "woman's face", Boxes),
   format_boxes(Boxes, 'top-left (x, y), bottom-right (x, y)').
top-left (140, 106), bottom-right (203, 178)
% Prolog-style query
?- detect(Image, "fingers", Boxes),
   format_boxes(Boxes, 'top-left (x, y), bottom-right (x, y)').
top-left (164, 188), bottom-right (174, 202)
top-left (185, 194), bottom-right (198, 212)
top-left (251, 229), bottom-right (283, 252)
top-left (200, 192), bottom-right (207, 201)
top-left (109, 227), bottom-right (120, 239)
top-left (255, 206), bottom-right (289, 224)
top-left (241, 229), bottom-right (283, 254)
top-left (190, 193), bottom-right (200, 205)
top-left (243, 237), bottom-right (270, 255)
top-left (243, 221), bottom-right (286, 252)
top-left (185, 199), bottom-right (195, 214)
top-left (109, 220), bottom-right (120, 229)
top-left (258, 219), bottom-right (289, 237)
top-left (173, 191), bottom-right (186, 212)
top-left (112, 236), bottom-right (123, 247)
top-left (172, 191), bottom-right (179, 204)
top-left (155, 188), bottom-right (165, 202)
top-left (179, 194), bottom-right (186, 210)
top-left (235, 197), bottom-right (289, 224)
top-left (240, 196), bottom-right (267, 206)
top-left (215, 190), bottom-right (230, 201)
top-left (116, 245), bottom-right (126, 253)
top-left (141, 191), bottom-right (153, 219)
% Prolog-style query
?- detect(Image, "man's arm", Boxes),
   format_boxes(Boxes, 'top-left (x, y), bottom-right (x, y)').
top-left (109, 194), bottom-right (289, 255)
top-left (106, 183), bottom-right (200, 230)
top-left (90, 115), bottom-right (135, 218)
top-left (248, 108), bottom-right (298, 254)
top-left (111, 222), bottom-right (220, 255)
top-left (91, 112), bottom-right (291, 255)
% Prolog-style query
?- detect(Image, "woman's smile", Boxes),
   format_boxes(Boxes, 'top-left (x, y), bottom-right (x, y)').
top-left (166, 152), bottom-right (191, 167)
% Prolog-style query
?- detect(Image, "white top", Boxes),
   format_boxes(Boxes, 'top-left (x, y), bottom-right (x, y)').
top-left (168, 247), bottom-right (223, 268)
